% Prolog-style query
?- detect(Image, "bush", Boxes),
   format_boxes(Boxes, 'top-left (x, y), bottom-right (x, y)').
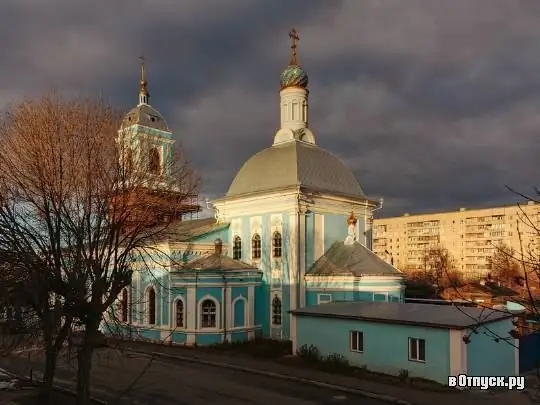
top-left (322, 353), bottom-right (350, 370)
top-left (296, 344), bottom-right (321, 362)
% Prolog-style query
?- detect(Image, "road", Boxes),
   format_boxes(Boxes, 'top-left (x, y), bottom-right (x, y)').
top-left (0, 348), bottom-right (390, 405)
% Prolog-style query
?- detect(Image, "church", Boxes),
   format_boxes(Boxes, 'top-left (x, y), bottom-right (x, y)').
top-left (109, 30), bottom-right (405, 346)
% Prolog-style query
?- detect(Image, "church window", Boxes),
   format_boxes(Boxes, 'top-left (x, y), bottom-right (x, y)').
top-left (200, 299), bottom-right (217, 328)
top-left (251, 234), bottom-right (261, 260)
top-left (148, 147), bottom-right (161, 174)
top-left (291, 101), bottom-right (297, 120)
top-left (272, 231), bottom-right (282, 258)
top-left (121, 288), bottom-right (129, 322)
top-left (271, 295), bottom-right (282, 326)
top-left (175, 299), bottom-right (184, 328)
top-left (233, 236), bottom-right (242, 260)
top-left (147, 287), bottom-right (156, 325)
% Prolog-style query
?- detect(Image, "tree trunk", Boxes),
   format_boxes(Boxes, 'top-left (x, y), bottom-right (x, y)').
top-left (39, 341), bottom-right (56, 402)
top-left (76, 324), bottom-right (99, 405)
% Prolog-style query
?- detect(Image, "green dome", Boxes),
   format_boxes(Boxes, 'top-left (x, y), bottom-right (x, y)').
top-left (280, 64), bottom-right (308, 89)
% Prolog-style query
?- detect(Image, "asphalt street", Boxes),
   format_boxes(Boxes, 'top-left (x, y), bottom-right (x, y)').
top-left (0, 348), bottom-right (391, 405)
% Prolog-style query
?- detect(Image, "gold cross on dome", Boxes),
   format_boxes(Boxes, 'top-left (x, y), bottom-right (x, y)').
top-left (289, 28), bottom-right (300, 64)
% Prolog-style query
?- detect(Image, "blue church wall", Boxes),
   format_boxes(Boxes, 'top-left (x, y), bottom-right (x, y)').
top-left (233, 299), bottom-right (245, 327)
top-left (231, 286), bottom-right (248, 300)
top-left (466, 318), bottom-right (516, 376)
top-left (294, 315), bottom-right (451, 383)
top-left (196, 334), bottom-right (223, 346)
top-left (195, 287), bottom-right (223, 304)
top-left (324, 214), bottom-right (349, 249)
top-left (230, 330), bottom-right (249, 343)
top-left (255, 283), bottom-right (270, 335)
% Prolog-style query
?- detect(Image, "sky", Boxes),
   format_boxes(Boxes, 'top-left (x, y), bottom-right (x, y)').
top-left (0, 0), bottom-right (538, 217)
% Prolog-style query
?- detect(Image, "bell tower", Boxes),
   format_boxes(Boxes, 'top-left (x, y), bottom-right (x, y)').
top-left (111, 58), bottom-right (200, 230)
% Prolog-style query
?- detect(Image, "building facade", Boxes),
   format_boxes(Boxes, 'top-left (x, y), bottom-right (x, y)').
top-left (106, 30), bottom-right (406, 345)
top-left (372, 203), bottom-right (540, 278)
top-left (291, 301), bottom-right (519, 384)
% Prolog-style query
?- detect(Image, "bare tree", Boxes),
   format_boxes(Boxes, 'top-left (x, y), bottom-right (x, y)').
top-left (0, 94), bottom-right (199, 404)
top-left (489, 242), bottom-right (522, 287)
top-left (422, 246), bottom-right (461, 288)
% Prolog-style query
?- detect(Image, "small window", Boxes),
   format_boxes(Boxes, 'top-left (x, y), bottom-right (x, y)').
top-left (350, 331), bottom-right (364, 353)
top-left (233, 236), bottom-right (242, 260)
top-left (408, 338), bottom-right (426, 362)
top-left (148, 147), bottom-right (160, 174)
top-left (252, 234), bottom-right (261, 259)
top-left (200, 299), bottom-right (217, 328)
top-left (271, 295), bottom-right (282, 326)
top-left (317, 294), bottom-right (332, 304)
top-left (175, 300), bottom-right (184, 328)
top-left (147, 287), bottom-right (156, 325)
top-left (272, 231), bottom-right (282, 258)
top-left (121, 288), bottom-right (128, 322)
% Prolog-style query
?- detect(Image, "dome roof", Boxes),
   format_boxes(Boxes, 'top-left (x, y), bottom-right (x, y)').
top-left (121, 104), bottom-right (170, 132)
top-left (280, 64), bottom-right (308, 89)
top-left (226, 141), bottom-right (364, 198)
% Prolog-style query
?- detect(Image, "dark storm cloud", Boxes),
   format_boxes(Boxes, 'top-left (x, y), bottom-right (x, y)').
top-left (0, 0), bottom-right (538, 217)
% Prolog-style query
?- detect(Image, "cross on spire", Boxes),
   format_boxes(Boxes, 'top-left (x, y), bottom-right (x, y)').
top-left (289, 28), bottom-right (300, 65)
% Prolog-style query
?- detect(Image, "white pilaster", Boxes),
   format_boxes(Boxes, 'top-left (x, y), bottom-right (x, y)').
top-left (186, 287), bottom-right (196, 345)
top-left (291, 314), bottom-right (297, 354)
top-left (299, 213), bottom-right (306, 308)
top-left (313, 213), bottom-right (324, 261)
top-left (247, 286), bottom-right (255, 340)
top-left (224, 286), bottom-right (231, 341)
top-left (289, 212), bottom-right (298, 333)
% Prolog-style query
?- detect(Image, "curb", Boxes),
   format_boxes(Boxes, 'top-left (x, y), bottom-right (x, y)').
top-left (1, 368), bottom-right (108, 405)
top-left (123, 348), bottom-right (413, 405)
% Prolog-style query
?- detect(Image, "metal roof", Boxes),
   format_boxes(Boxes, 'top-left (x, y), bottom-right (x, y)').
top-left (307, 241), bottom-right (403, 277)
top-left (290, 301), bottom-right (513, 330)
top-left (226, 140), bottom-right (364, 198)
top-left (121, 104), bottom-right (170, 132)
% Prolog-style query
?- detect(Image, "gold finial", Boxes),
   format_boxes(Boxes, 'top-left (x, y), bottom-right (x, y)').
top-left (289, 28), bottom-right (300, 65)
top-left (347, 211), bottom-right (357, 226)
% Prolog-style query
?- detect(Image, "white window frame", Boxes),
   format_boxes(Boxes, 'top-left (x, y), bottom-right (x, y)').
top-left (408, 337), bottom-right (426, 362)
top-left (172, 296), bottom-right (186, 329)
top-left (317, 293), bottom-right (332, 304)
top-left (197, 295), bottom-right (220, 330)
top-left (349, 330), bottom-right (364, 353)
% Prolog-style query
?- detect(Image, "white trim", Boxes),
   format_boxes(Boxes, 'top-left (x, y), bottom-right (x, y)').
top-left (307, 286), bottom-right (403, 292)
top-left (313, 213), bottom-right (324, 261)
top-left (291, 315), bottom-right (297, 353)
top-left (247, 286), bottom-right (255, 339)
top-left (349, 330), bottom-right (364, 353)
top-left (186, 287), bottom-right (196, 344)
top-left (299, 212), bottom-right (306, 308)
top-left (172, 282), bottom-right (261, 287)
top-left (231, 295), bottom-right (248, 327)
top-left (408, 337), bottom-right (426, 362)
top-left (171, 296), bottom-right (186, 329)
top-left (305, 275), bottom-right (404, 283)
top-left (197, 295), bottom-right (220, 329)
top-left (317, 293), bottom-right (332, 304)
top-left (289, 212), bottom-right (297, 331)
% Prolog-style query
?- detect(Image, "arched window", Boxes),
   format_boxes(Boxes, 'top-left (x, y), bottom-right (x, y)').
top-left (175, 299), bottom-right (184, 328)
top-left (200, 299), bottom-right (217, 328)
top-left (148, 147), bottom-right (160, 174)
top-left (272, 231), bottom-right (282, 258)
top-left (252, 234), bottom-right (261, 260)
top-left (271, 295), bottom-right (282, 326)
top-left (121, 288), bottom-right (129, 322)
top-left (147, 287), bottom-right (156, 325)
top-left (233, 236), bottom-right (242, 260)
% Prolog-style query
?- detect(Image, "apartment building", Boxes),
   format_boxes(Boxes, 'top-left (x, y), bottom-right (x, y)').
top-left (372, 201), bottom-right (539, 279)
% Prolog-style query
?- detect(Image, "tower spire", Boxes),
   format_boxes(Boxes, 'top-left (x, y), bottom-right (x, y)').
top-left (289, 28), bottom-right (300, 65)
top-left (138, 56), bottom-right (149, 106)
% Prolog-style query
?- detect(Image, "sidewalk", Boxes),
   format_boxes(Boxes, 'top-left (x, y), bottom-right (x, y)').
top-left (114, 340), bottom-right (530, 405)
